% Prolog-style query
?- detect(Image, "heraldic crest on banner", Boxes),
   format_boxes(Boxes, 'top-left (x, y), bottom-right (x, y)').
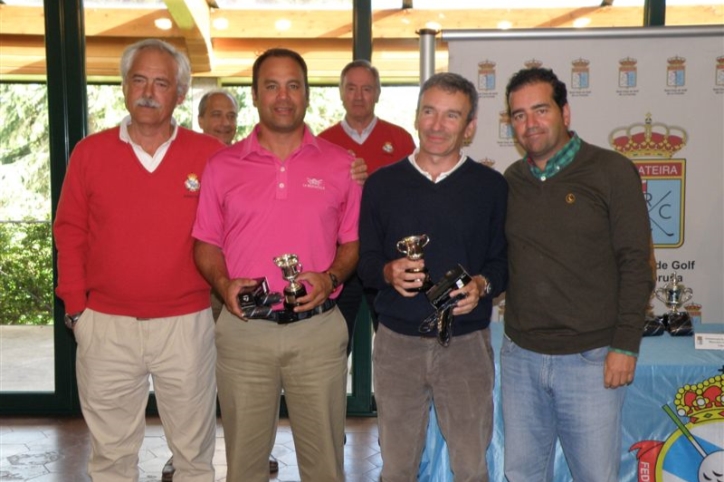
top-left (629, 373), bottom-right (724, 481)
top-left (609, 114), bottom-right (688, 248)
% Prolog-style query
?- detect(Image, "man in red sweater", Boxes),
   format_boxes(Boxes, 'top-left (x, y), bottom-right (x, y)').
top-left (54, 39), bottom-right (223, 482)
top-left (318, 59), bottom-right (416, 346)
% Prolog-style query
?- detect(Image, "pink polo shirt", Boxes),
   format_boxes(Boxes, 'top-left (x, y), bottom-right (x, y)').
top-left (192, 124), bottom-right (361, 298)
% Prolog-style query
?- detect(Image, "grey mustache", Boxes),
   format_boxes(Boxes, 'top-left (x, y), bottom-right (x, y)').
top-left (135, 97), bottom-right (161, 108)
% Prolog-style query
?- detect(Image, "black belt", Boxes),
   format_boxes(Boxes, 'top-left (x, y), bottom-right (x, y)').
top-left (254, 299), bottom-right (336, 324)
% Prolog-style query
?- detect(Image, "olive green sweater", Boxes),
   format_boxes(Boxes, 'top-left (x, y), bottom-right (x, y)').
top-left (504, 141), bottom-right (654, 355)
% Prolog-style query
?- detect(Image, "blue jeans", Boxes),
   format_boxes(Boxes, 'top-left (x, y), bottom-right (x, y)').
top-left (500, 337), bottom-right (626, 482)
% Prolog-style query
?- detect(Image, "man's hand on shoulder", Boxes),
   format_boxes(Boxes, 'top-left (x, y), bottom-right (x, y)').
top-left (351, 157), bottom-right (368, 185)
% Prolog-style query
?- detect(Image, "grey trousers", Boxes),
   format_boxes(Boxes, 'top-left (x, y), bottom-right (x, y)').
top-left (374, 324), bottom-right (494, 482)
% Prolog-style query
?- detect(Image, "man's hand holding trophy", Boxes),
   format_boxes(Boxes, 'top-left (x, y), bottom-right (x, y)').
top-left (232, 253), bottom-right (337, 324)
top-left (390, 234), bottom-right (483, 346)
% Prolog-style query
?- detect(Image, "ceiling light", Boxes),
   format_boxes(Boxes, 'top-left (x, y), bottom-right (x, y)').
top-left (212, 17), bottom-right (229, 30)
top-left (154, 18), bottom-right (173, 30)
top-left (497, 20), bottom-right (512, 30)
top-left (275, 19), bottom-right (292, 31)
top-left (573, 17), bottom-right (591, 28)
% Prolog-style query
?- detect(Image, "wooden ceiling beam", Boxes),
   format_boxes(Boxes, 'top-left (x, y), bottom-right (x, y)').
top-left (164, 0), bottom-right (213, 72)
top-left (0, 4), bottom-right (721, 81)
top-left (2, 5), bottom-right (721, 39)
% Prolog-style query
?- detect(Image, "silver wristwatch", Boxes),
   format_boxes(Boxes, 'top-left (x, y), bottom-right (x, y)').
top-left (481, 276), bottom-right (492, 296)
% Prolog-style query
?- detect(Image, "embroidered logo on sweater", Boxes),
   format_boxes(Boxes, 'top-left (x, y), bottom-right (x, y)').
top-left (185, 173), bottom-right (200, 192)
top-left (303, 177), bottom-right (325, 191)
top-left (382, 142), bottom-right (393, 154)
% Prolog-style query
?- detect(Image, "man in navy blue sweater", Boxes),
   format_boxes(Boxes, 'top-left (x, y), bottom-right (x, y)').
top-left (358, 72), bottom-right (508, 482)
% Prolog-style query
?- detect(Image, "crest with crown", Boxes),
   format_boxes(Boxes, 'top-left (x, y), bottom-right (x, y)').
top-left (571, 58), bottom-right (590, 70)
top-left (478, 60), bottom-right (496, 71)
top-left (674, 374), bottom-right (724, 424)
top-left (667, 55), bottom-right (686, 68)
top-left (608, 114), bottom-right (688, 158)
top-left (524, 58), bottom-right (543, 69)
top-left (619, 57), bottom-right (638, 68)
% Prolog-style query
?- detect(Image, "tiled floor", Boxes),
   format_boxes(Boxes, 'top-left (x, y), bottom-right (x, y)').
top-left (0, 415), bottom-right (381, 481)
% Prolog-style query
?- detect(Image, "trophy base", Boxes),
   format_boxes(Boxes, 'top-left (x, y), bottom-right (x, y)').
top-left (283, 285), bottom-right (307, 312)
top-left (665, 312), bottom-right (694, 336)
top-left (642, 315), bottom-right (667, 337)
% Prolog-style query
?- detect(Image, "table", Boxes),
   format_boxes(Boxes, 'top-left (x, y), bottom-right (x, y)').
top-left (418, 322), bottom-right (724, 482)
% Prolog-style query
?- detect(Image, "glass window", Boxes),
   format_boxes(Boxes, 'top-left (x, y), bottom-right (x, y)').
top-left (0, 83), bottom-right (54, 392)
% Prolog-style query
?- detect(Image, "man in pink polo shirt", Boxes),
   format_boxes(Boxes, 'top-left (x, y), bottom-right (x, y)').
top-left (192, 48), bottom-right (361, 481)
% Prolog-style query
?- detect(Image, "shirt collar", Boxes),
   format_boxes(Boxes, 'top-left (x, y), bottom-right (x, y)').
top-left (239, 123), bottom-right (320, 158)
top-left (408, 149), bottom-right (467, 183)
top-left (119, 115), bottom-right (179, 146)
top-left (526, 131), bottom-right (581, 181)
top-left (341, 116), bottom-right (378, 145)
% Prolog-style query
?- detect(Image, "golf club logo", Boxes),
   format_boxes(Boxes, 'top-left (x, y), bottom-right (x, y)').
top-left (629, 373), bottom-right (724, 481)
top-left (609, 114), bottom-right (688, 248)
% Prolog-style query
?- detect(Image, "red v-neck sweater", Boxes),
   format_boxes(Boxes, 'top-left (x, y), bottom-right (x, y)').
top-left (54, 126), bottom-right (223, 317)
top-left (318, 119), bottom-right (416, 174)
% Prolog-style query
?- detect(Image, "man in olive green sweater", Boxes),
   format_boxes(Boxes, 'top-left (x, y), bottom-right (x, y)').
top-left (501, 67), bottom-right (654, 482)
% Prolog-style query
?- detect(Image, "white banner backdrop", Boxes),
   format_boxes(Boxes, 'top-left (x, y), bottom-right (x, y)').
top-left (444, 26), bottom-right (724, 323)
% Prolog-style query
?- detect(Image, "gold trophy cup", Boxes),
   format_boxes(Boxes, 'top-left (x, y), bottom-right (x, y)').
top-left (274, 254), bottom-right (307, 311)
top-left (396, 234), bottom-right (433, 292)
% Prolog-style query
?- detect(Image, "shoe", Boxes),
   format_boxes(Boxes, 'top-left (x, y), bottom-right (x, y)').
top-left (269, 454), bottom-right (279, 473)
top-left (162, 457), bottom-right (174, 482)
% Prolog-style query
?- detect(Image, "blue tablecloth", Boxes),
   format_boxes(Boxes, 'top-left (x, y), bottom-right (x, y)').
top-left (419, 322), bottom-right (724, 482)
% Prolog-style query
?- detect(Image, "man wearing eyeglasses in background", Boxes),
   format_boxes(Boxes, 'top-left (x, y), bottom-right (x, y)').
top-left (197, 88), bottom-right (239, 147)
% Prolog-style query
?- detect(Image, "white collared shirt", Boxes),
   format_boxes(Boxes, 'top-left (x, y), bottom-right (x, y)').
top-left (119, 115), bottom-right (179, 173)
top-left (407, 149), bottom-right (467, 183)
top-left (341, 116), bottom-right (378, 145)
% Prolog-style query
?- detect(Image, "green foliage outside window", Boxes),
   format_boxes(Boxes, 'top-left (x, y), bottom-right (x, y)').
top-left (0, 222), bottom-right (53, 325)
top-left (0, 82), bottom-right (418, 325)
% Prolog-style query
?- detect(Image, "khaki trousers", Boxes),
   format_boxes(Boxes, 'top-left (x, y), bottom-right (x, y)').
top-left (74, 308), bottom-right (217, 482)
top-left (215, 306), bottom-right (348, 482)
